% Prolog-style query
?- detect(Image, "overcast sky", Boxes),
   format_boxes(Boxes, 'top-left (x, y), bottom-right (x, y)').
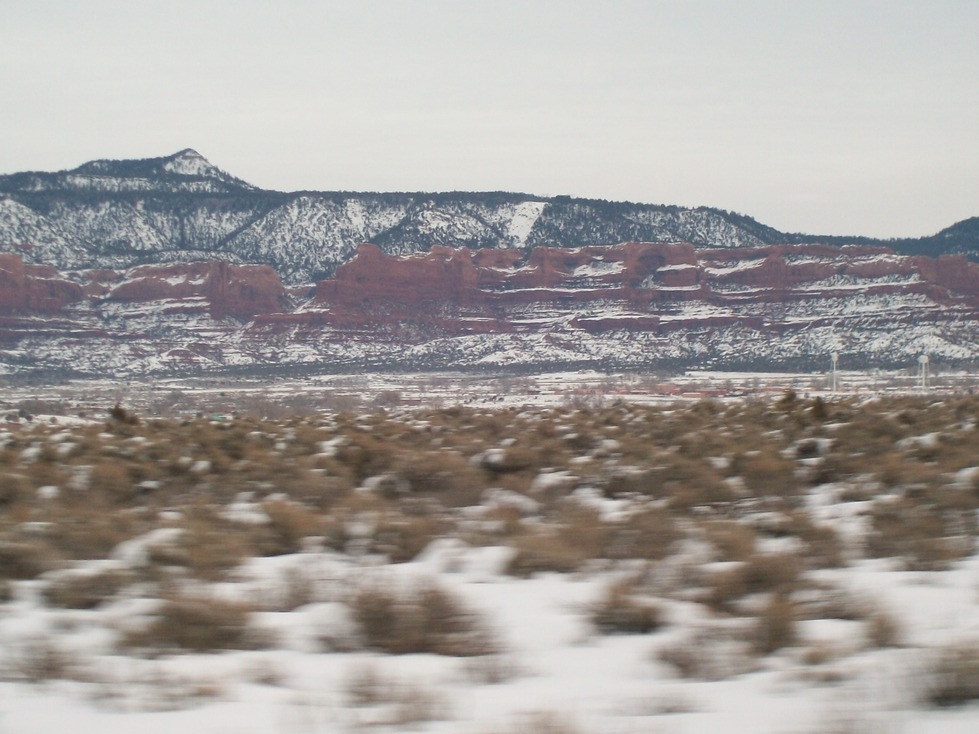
top-left (1, 0), bottom-right (976, 238)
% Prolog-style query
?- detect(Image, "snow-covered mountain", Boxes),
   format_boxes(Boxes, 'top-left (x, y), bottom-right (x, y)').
top-left (3, 150), bottom-right (975, 285)
top-left (1, 151), bottom-right (977, 379)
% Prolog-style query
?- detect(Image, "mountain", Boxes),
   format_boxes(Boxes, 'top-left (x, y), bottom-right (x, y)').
top-left (4, 149), bottom-right (974, 286)
top-left (0, 151), bottom-right (977, 379)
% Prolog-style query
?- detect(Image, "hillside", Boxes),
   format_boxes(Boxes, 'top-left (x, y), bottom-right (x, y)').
top-left (3, 150), bottom-right (975, 285)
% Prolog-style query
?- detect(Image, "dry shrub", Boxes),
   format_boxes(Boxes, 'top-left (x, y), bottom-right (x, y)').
top-left (606, 507), bottom-right (679, 561)
top-left (372, 512), bottom-right (443, 563)
top-left (126, 594), bottom-right (262, 653)
top-left (925, 643), bottom-right (979, 707)
top-left (866, 498), bottom-right (973, 570)
top-left (601, 468), bottom-right (657, 497)
top-left (866, 609), bottom-right (903, 648)
top-left (0, 537), bottom-right (60, 580)
top-left (344, 662), bottom-right (449, 725)
top-left (507, 528), bottom-right (589, 576)
top-left (506, 504), bottom-right (615, 575)
top-left (257, 499), bottom-right (322, 556)
top-left (708, 552), bottom-right (801, 612)
top-left (43, 568), bottom-right (132, 609)
top-left (0, 472), bottom-right (30, 506)
top-left (3, 634), bottom-right (73, 683)
top-left (147, 512), bottom-right (253, 580)
top-left (590, 579), bottom-right (662, 634)
top-left (659, 457), bottom-right (732, 510)
top-left (89, 460), bottom-right (138, 503)
top-left (657, 626), bottom-right (757, 680)
top-left (478, 446), bottom-right (537, 474)
top-left (793, 583), bottom-right (871, 622)
top-left (754, 593), bottom-right (797, 655)
top-left (735, 449), bottom-right (797, 498)
top-left (786, 512), bottom-right (844, 569)
top-left (394, 450), bottom-right (489, 506)
top-left (703, 519), bottom-right (757, 562)
top-left (333, 432), bottom-right (395, 484)
top-left (43, 505), bottom-right (140, 561)
top-left (350, 580), bottom-right (497, 657)
top-left (109, 404), bottom-right (140, 426)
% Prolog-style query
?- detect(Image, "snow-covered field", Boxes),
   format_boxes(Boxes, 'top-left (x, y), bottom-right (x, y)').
top-left (1, 382), bottom-right (978, 733)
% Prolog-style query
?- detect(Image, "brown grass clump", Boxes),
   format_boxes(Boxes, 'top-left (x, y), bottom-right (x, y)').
top-left (507, 527), bottom-right (594, 577)
top-left (734, 449), bottom-right (797, 499)
top-left (753, 592), bottom-right (797, 655)
top-left (606, 507), bottom-right (680, 561)
top-left (343, 663), bottom-right (449, 725)
top-left (41, 503), bottom-right (141, 561)
top-left (146, 510), bottom-right (254, 580)
top-left (0, 537), bottom-right (60, 580)
top-left (708, 552), bottom-right (801, 613)
top-left (4, 634), bottom-right (74, 683)
top-left (702, 519), bottom-right (757, 562)
top-left (590, 578), bottom-right (662, 635)
top-left (371, 512), bottom-right (444, 563)
top-left (0, 472), bottom-right (30, 507)
top-left (393, 450), bottom-right (489, 507)
top-left (866, 608), bottom-right (903, 649)
top-left (349, 580), bottom-right (497, 657)
top-left (925, 643), bottom-right (979, 707)
top-left (256, 499), bottom-right (322, 556)
top-left (125, 593), bottom-right (262, 653)
top-left (43, 568), bottom-right (132, 609)
top-left (657, 626), bottom-right (757, 680)
top-left (866, 497), bottom-right (973, 570)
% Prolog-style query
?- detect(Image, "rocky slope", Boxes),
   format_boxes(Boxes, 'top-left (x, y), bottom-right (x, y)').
top-left (3, 150), bottom-right (977, 286)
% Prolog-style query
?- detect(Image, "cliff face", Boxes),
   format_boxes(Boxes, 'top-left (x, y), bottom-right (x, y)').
top-left (0, 253), bottom-right (84, 314)
top-left (302, 242), bottom-right (979, 332)
top-left (0, 241), bottom-right (977, 378)
top-left (108, 261), bottom-right (288, 319)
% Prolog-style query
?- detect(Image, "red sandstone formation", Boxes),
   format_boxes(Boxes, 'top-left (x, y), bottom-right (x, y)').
top-left (107, 261), bottom-right (288, 319)
top-left (298, 241), bottom-right (979, 337)
top-left (2, 242), bottom-right (978, 356)
top-left (0, 253), bottom-right (84, 314)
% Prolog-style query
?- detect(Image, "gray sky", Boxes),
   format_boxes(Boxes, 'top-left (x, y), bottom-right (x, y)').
top-left (1, 0), bottom-right (976, 238)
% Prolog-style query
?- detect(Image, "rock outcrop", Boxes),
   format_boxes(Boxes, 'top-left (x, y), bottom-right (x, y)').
top-left (0, 242), bottom-right (977, 377)
top-left (0, 253), bottom-right (84, 314)
top-left (108, 261), bottom-right (288, 319)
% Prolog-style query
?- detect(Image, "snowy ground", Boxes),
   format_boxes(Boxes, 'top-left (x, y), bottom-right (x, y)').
top-left (4, 546), bottom-right (979, 733)
top-left (1, 381), bottom-right (978, 733)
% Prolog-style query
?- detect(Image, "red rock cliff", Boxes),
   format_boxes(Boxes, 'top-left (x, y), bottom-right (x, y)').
top-left (108, 261), bottom-right (287, 319)
top-left (0, 253), bottom-right (84, 314)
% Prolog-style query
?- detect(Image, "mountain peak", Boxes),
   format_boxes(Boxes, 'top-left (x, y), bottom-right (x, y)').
top-left (161, 148), bottom-right (225, 179)
top-left (41, 149), bottom-right (258, 192)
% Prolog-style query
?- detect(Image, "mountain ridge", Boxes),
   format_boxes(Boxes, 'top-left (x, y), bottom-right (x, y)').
top-left (2, 150), bottom-right (975, 285)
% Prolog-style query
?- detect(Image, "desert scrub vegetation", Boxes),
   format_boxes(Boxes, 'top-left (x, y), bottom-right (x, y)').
top-left (0, 392), bottom-right (977, 684)
top-left (349, 579), bottom-right (498, 657)
top-left (122, 592), bottom-right (265, 654)
top-left (589, 577), bottom-right (663, 634)
top-left (923, 643), bottom-right (979, 707)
